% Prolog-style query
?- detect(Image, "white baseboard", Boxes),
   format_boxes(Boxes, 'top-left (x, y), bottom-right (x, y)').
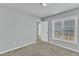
top-left (49, 41), bottom-right (79, 53)
top-left (0, 41), bottom-right (36, 55)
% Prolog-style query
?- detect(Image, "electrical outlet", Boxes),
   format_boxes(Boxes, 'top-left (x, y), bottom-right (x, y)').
top-left (14, 41), bottom-right (23, 46)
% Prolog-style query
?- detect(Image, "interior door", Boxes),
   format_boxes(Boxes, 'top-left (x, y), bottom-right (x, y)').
top-left (40, 21), bottom-right (48, 42)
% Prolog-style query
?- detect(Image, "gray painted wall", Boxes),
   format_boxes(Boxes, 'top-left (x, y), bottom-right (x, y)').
top-left (43, 8), bottom-right (79, 53)
top-left (0, 6), bottom-right (38, 53)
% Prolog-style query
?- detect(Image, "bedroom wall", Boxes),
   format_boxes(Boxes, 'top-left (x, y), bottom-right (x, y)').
top-left (42, 7), bottom-right (79, 53)
top-left (0, 6), bottom-right (38, 53)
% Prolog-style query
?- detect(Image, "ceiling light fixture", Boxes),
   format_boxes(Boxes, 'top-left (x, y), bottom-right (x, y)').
top-left (40, 3), bottom-right (47, 7)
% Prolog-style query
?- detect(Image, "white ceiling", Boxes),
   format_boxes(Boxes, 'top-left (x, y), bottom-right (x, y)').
top-left (1, 3), bottom-right (79, 18)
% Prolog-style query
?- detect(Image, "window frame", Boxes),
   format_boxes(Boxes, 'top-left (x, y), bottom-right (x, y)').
top-left (52, 16), bottom-right (78, 44)
top-left (53, 19), bottom-right (63, 40)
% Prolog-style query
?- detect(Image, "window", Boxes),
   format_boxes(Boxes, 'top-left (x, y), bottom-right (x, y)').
top-left (52, 16), bottom-right (78, 44)
top-left (54, 21), bottom-right (62, 39)
top-left (63, 20), bottom-right (75, 41)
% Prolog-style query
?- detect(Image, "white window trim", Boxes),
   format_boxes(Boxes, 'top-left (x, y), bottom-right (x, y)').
top-left (52, 16), bottom-right (78, 44)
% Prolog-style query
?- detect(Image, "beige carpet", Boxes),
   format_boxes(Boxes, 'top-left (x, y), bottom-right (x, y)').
top-left (1, 40), bottom-right (79, 56)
